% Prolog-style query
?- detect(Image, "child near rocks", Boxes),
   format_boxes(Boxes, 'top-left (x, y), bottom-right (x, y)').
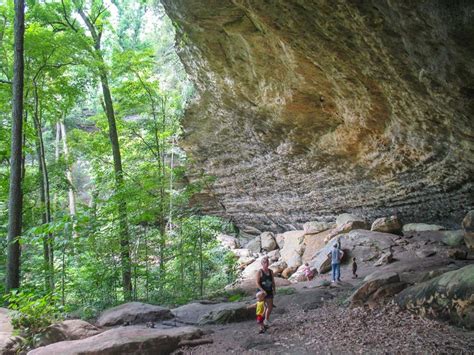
top-left (302, 262), bottom-right (314, 281)
top-left (247, 291), bottom-right (267, 334)
top-left (352, 257), bottom-right (358, 279)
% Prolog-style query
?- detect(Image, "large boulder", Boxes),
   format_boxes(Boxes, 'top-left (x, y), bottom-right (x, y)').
top-left (231, 248), bottom-right (252, 258)
top-left (279, 230), bottom-right (305, 268)
top-left (281, 266), bottom-right (298, 279)
top-left (237, 256), bottom-right (255, 269)
top-left (172, 301), bottom-right (254, 325)
top-left (447, 248), bottom-right (468, 260)
top-left (349, 271), bottom-right (405, 306)
top-left (441, 230), bottom-right (465, 247)
top-left (462, 210), bottom-right (474, 250)
top-left (241, 257), bottom-right (264, 279)
top-left (172, 303), bottom-right (217, 324)
top-left (310, 230), bottom-right (397, 273)
top-left (303, 221), bottom-right (334, 235)
top-left (337, 221), bottom-right (369, 234)
top-left (323, 221), bottom-right (369, 244)
top-left (267, 249), bottom-right (280, 262)
top-left (269, 260), bottom-right (287, 275)
top-left (275, 234), bottom-right (285, 249)
top-left (197, 302), bottom-right (255, 325)
top-left (371, 216), bottom-right (402, 235)
top-left (96, 302), bottom-right (172, 327)
top-left (241, 225), bottom-right (262, 236)
top-left (402, 223), bottom-right (445, 233)
top-left (336, 213), bottom-right (366, 228)
top-left (36, 320), bottom-right (100, 347)
top-left (373, 251), bottom-right (393, 266)
top-left (286, 254), bottom-right (303, 269)
top-left (216, 234), bottom-right (240, 249)
top-left (302, 229), bottom-right (331, 264)
top-left (260, 232), bottom-right (277, 252)
top-left (28, 326), bottom-right (203, 355)
top-left (396, 265), bottom-right (474, 329)
top-left (244, 236), bottom-right (261, 254)
top-left (277, 288), bottom-right (335, 312)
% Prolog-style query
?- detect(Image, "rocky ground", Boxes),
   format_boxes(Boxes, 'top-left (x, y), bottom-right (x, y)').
top-left (175, 285), bottom-right (474, 354)
top-left (2, 213), bottom-right (473, 354)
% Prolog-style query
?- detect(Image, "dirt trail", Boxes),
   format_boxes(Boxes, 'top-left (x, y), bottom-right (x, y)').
top-left (174, 284), bottom-right (474, 354)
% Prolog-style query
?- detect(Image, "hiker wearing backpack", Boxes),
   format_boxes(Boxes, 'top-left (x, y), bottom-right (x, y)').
top-left (330, 243), bottom-right (344, 282)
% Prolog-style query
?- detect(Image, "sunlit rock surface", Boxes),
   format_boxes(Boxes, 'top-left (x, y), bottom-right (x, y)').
top-left (161, 0), bottom-right (474, 232)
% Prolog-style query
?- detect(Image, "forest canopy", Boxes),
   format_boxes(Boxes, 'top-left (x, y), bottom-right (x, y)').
top-left (0, 0), bottom-right (237, 325)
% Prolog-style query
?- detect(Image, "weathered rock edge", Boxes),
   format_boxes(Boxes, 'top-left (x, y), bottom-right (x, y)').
top-left (395, 264), bottom-right (474, 329)
top-left (161, 0), bottom-right (474, 231)
top-left (28, 326), bottom-right (203, 355)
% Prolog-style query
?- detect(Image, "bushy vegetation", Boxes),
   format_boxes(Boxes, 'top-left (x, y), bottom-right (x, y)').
top-left (0, 0), bottom-right (238, 327)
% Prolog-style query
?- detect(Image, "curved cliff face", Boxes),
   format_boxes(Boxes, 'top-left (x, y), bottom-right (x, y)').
top-left (161, 0), bottom-right (474, 231)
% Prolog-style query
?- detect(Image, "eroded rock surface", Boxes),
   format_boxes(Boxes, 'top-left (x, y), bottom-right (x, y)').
top-left (28, 326), bottom-right (203, 355)
top-left (36, 320), bottom-right (100, 348)
top-left (396, 264), bottom-right (474, 329)
top-left (161, 0), bottom-right (474, 232)
top-left (463, 210), bottom-right (474, 250)
top-left (96, 302), bottom-right (172, 327)
top-left (0, 308), bottom-right (22, 355)
top-left (172, 302), bottom-right (253, 325)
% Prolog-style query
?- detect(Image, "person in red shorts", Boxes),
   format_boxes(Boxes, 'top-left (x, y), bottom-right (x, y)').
top-left (247, 291), bottom-right (267, 333)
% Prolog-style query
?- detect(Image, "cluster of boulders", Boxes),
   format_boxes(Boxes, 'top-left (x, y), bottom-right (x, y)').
top-left (223, 211), bottom-right (473, 288)
top-left (221, 211), bottom-right (474, 329)
top-left (16, 302), bottom-right (235, 354)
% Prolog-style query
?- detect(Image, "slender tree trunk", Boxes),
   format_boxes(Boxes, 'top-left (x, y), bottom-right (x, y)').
top-left (60, 119), bottom-right (78, 237)
top-left (179, 227), bottom-right (184, 298)
top-left (53, 121), bottom-right (61, 210)
top-left (145, 227), bottom-right (149, 301)
top-left (99, 66), bottom-right (132, 301)
top-left (55, 122), bottom-right (61, 161)
top-left (33, 83), bottom-right (54, 291)
top-left (90, 189), bottom-right (98, 247)
top-left (168, 137), bottom-right (174, 234)
top-left (199, 216), bottom-right (203, 298)
top-left (6, 0), bottom-right (25, 292)
top-left (74, 4), bottom-right (131, 300)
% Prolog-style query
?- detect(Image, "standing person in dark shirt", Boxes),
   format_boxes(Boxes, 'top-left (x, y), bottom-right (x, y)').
top-left (256, 256), bottom-right (275, 327)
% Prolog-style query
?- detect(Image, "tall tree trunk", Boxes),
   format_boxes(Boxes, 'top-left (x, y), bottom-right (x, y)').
top-left (6, 0), bottom-right (25, 292)
top-left (53, 122), bottom-right (61, 210)
top-left (60, 119), bottom-right (78, 237)
top-left (168, 136), bottom-right (175, 234)
top-left (99, 67), bottom-right (132, 301)
top-left (55, 121), bottom-right (61, 161)
top-left (199, 216), bottom-right (203, 298)
top-left (33, 83), bottom-right (54, 291)
top-left (75, 4), bottom-right (131, 301)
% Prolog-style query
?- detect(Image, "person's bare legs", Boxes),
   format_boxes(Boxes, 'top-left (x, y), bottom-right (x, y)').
top-left (265, 297), bottom-right (273, 322)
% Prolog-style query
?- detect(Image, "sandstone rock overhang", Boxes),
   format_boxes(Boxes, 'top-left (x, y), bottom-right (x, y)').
top-left (161, 0), bottom-right (474, 232)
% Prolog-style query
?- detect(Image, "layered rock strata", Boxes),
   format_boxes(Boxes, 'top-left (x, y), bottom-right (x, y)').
top-left (161, 0), bottom-right (474, 232)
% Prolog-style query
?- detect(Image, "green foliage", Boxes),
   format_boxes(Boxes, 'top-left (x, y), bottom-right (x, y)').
top-left (4, 291), bottom-right (61, 346)
top-left (0, 0), bottom-right (236, 342)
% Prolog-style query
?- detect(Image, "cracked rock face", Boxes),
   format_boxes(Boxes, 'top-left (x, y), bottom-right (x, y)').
top-left (161, 0), bottom-right (474, 232)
